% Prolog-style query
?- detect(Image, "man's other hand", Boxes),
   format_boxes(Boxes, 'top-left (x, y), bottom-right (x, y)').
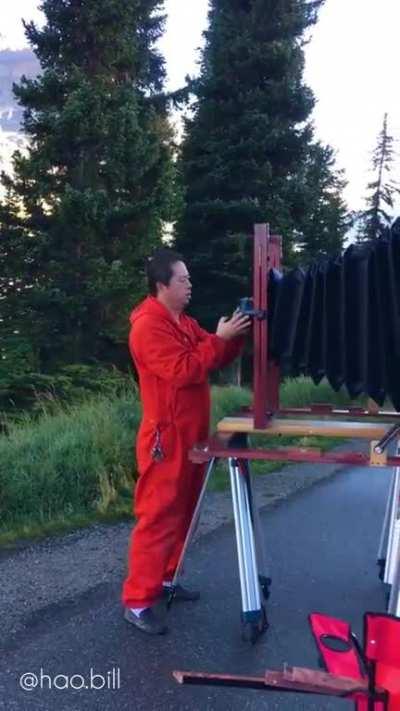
top-left (216, 310), bottom-right (252, 341)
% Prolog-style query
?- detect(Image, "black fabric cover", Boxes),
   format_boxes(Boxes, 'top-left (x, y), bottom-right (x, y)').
top-left (266, 223), bottom-right (400, 411)
top-left (343, 244), bottom-right (370, 398)
top-left (366, 247), bottom-right (386, 406)
top-left (290, 264), bottom-right (316, 375)
top-left (375, 238), bottom-right (400, 409)
top-left (324, 256), bottom-right (345, 392)
top-left (308, 262), bottom-right (327, 385)
top-left (269, 267), bottom-right (305, 374)
top-left (267, 268), bottom-right (283, 331)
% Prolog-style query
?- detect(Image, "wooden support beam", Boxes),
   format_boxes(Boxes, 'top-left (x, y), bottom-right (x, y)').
top-left (217, 416), bottom-right (391, 440)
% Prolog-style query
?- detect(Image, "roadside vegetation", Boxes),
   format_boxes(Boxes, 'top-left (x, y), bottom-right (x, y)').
top-left (0, 378), bottom-right (364, 546)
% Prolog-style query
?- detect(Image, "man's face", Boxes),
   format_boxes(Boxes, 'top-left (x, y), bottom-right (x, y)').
top-left (157, 261), bottom-right (192, 311)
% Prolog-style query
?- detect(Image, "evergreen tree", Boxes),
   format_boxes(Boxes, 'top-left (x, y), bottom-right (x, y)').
top-left (175, 0), bottom-right (324, 326)
top-left (292, 142), bottom-right (350, 261)
top-left (357, 113), bottom-right (399, 241)
top-left (0, 0), bottom-right (176, 371)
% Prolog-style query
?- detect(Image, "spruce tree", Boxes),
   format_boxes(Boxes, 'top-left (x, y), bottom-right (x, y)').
top-left (293, 143), bottom-right (350, 261)
top-left (0, 0), bottom-right (176, 370)
top-left (357, 113), bottom-right (399, 241)
top-left (175, 0), bottom-right (324, 326)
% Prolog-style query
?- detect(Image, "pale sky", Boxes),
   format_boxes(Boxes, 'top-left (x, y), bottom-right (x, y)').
top-left (1, 0), bottom-right (400, 213)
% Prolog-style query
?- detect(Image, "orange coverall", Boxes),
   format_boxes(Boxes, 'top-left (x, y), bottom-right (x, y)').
top-left (122, 296), bottom-right (243, 608)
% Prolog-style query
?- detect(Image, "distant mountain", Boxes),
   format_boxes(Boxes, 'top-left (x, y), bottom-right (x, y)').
top-left (0, 48), bottom-right (40, 132)
top-left (0, 49), bottom-right (40, 181)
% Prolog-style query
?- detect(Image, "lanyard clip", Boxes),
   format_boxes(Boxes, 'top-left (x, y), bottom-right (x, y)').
top-left (151, 428), bottom-right (164, 462)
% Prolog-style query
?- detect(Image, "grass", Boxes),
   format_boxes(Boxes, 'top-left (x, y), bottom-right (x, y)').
top-left (0, 389), bottom-right (141, 546)
top-left (0, 378), bottom-right (364, 546)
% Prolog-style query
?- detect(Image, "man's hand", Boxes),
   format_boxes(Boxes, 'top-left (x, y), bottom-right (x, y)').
top-left (216, 310), bottom-right (252, 341)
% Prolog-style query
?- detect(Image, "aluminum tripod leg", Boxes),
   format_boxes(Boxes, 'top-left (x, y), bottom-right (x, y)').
top-left (383, 443), bottom-right (400, 586)
top-left (241, 459), bottom-right (271, 598)
top-left (387, 543), bottom-right (400, 617)
top-left (229, 456), bottom-right (268, 641)
top-left (377, 468), bottom-right (396, 579)
top-left (170, 457), bottom-right (216, 595)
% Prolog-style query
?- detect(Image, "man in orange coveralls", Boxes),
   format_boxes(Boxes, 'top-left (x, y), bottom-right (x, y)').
top-left (122, 247), bottom-right (250, 635)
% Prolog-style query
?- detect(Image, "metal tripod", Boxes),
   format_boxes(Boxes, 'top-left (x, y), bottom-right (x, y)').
top-left (377, 441), bottom-right (400, 616)
top-left (170, 433), bottom-right (270, 643)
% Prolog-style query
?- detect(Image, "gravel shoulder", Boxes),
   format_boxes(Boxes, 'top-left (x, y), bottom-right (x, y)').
top-left (0, 439), bottom-right (368, 645)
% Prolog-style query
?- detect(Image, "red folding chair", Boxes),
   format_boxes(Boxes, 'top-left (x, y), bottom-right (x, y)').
top-left (174, 610), bottom-right (400, 708)
top-left (310, 612), bottom-right (400, 710)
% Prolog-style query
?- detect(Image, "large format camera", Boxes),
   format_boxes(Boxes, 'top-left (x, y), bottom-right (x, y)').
top-left (240, 220), bottom-right (400, 410)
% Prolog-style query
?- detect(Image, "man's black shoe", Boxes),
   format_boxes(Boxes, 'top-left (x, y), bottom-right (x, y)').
top-left (124, 607), bottom-right (168, 635)
top-left (163, 584), bottom-right (200, 602)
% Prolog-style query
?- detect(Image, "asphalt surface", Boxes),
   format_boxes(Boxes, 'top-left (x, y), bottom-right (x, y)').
top-left (0, 464), bottom-right (391, 711)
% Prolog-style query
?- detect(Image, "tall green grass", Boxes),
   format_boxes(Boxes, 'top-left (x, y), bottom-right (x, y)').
top-left (0, 378), bottom-right (362, 544)
top-left (280, 377), bottom-right (366, 408)
top-left (0, 390), bottom-right (139, 543)
top-left (0, 384), bottom-right (253, 544)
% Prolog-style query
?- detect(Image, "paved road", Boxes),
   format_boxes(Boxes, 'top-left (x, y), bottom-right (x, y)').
top-left (0, 464), bottom-right (391, 710)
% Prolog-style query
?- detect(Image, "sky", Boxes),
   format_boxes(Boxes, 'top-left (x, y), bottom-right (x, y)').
top-left (1, 0), bottom-right (399, 213)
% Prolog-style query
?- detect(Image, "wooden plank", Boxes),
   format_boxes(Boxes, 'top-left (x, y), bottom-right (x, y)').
top-left (173, 667), bottom-right (378, 698)
top-left (217, 416), bottom-right (391, 439)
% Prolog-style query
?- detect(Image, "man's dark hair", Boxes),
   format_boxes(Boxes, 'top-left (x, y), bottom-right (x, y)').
top-left (146, 247), bottom-right (183, 296)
